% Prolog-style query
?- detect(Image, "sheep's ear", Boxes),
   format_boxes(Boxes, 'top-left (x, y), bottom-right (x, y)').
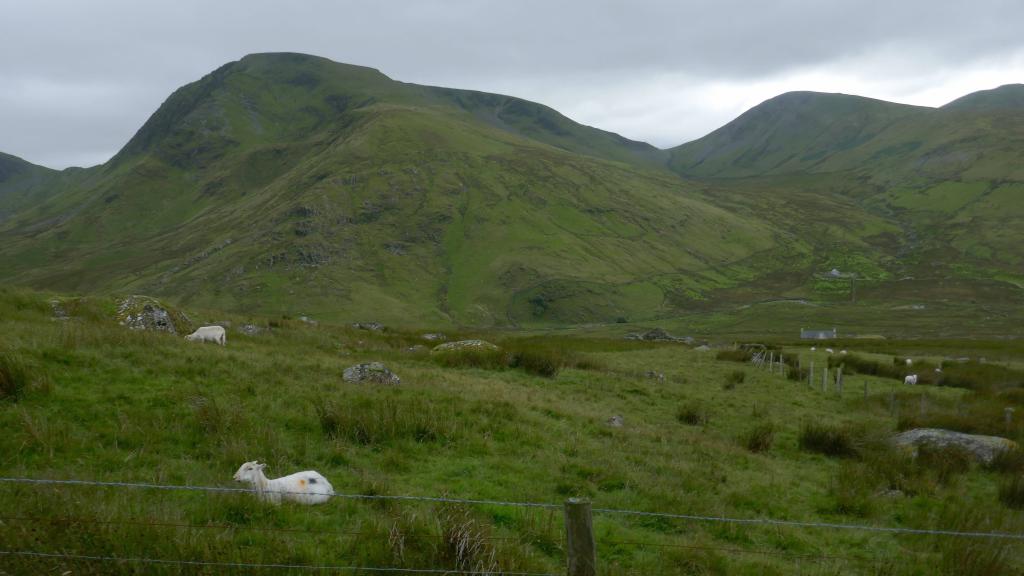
top-left (257, 463), bottom-right (267, 470)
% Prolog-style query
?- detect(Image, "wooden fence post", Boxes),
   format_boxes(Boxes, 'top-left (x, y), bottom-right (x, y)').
top-left (822, 366), bottom-right (828, 393)
top-left (565, 498), bottom-right (596, 576)
top-left (836, 366), bottom-right (843, 396)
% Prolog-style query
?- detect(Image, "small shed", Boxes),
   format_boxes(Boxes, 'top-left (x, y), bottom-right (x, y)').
top-left (800, 327), bottom-right (837, 340)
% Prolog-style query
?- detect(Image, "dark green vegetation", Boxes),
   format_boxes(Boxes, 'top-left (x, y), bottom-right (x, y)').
top-left (1, 53), bottom-right (1022, 334)
top-left (2, 288), bottom-right (1023, 574)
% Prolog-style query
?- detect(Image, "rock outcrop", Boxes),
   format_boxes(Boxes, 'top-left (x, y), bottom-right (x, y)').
top-left (891, 428), bottom-right (1018, 465)
top-left (342, 362), bottom-right (401, 385)
top-left (116, 295), bottom-right (190, 334)
top-left (431, 340), bottom-right (499, 353)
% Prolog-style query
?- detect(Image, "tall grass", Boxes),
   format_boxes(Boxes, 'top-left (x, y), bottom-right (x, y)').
top-left (0, 351), bottom-right (46, 401)
top-left (741, 422), bottom-right (775, 453)
top-left (316, 397), bottom-right (458, 445)
top-left (798, 422), bottom-right (857, 458)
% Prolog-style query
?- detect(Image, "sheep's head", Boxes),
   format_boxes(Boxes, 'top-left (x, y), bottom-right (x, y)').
top-left (184, 334), bottom-right (195, 341)
top-left (233, 461), bottom-right (266, 483)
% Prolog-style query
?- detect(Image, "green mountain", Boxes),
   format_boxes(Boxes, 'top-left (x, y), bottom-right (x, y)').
top-left (0, 53), bottom-right (792, 326)
top-left (667, 91), bottom-right (931, 177)
top-left (1, 54), bottom-right (1021, 332)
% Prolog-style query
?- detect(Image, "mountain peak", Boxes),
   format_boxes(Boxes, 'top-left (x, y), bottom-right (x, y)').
top-left (941, 83), bottom-right (1024, 112)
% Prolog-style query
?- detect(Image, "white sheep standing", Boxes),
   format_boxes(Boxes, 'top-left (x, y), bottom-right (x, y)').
top-left (185, 325), bottom-right (226, 346)
top-left (825, 348), bottom-right (834, 354)
top-left (233, 461), bottom-right (334, 505)
top-left (904, 374), bottom-right (918, 385)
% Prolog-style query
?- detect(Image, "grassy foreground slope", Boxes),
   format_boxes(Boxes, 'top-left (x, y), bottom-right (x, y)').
top-left (1, 288), bottom-right (1022, 574)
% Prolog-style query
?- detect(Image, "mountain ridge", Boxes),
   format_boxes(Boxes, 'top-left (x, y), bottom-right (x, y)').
top-left (1, 53), bottom-right (1022, 329)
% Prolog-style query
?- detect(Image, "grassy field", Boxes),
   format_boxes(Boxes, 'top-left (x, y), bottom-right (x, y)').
top-left (1, 287), bottom-right (1023, 575)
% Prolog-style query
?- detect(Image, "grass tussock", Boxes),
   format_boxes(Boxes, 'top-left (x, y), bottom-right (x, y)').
top-left (316, 396), bottom-right (457, 445)
top-left (722, 369), bottom-right (745, 390)
top-left (676, 402), bottom-right (709, 426)
top-left (988, 447), bottom-right (1024, 475)
top-left (715, 349), bottom-right (752, 363)
top-left (0, 351), bottom-right (49, 401)
top-left (741, 422), bottom-right (775, 453)
top-left (432, 341), bottom-right (603, 378)
top-left (798, 422), bottom-right (858, 458)
top-left (998, 476), bottom-right (1024, 509)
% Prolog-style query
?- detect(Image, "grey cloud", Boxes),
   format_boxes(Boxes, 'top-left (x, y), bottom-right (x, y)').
top-left (1, 0), bottom-right (1023, 167)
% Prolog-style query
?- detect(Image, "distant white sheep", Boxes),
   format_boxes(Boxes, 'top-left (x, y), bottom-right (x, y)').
top-left (185, 325), bottom-right (226, 345)
top-left (904, 374), bottom-right (918, 385)
top-left (905, 358), bottom-right (913, 366)
top-left (233, 461), bottom-right (334, 505)
top-left (840, 350), bottom-right (847, 355)
top-left (935, 367), bottom-right (943, 373)
top-left (810, 347), bottom-right (816, 352)
top-left (826, 348), bottom-right (834, 354)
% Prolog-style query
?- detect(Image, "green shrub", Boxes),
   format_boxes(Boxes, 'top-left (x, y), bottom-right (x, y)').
top-left (742, 422), bottom-right (775, 453)
top-left (676, 402), bottom-right (709, 426)
top-left (798, 422), bottom-right (857, 457)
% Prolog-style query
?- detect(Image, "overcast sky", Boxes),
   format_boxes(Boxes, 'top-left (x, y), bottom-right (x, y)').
top-left (2, 0), bottom-right (1023, 169)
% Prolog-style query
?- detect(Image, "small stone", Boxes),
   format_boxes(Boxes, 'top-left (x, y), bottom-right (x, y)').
top-left (342, 362), bottom-right (400, 385)
top-left (607, 415), bottom-right (624, 427)
top-left (645, 370), bottom-right (665, 381)
top-left (422, 333), bottom-right (447, 342)
top-left (239, 323), bottom-right (263, 336)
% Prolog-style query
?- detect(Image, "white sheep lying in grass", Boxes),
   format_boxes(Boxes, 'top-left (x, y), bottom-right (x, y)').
top-left (233, 461), bottom-right (334, 504)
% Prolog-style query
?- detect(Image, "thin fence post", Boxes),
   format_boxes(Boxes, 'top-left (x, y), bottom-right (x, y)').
top-left (836, 366), bottom-right (843, 396)
top-left (769, 352), bottom-right (774, 372)
top-left (822, 366), bottom-right (828, 393)
top-left (565, 498), bottom-right (596, 576)
top-left (809, 360), bottom-right (814, 388)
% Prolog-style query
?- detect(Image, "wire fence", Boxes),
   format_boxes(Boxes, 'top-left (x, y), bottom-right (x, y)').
top-left (1, 475), bottom-right (1022, 575)
top-left (2, 476), bottom-right (1021, 540)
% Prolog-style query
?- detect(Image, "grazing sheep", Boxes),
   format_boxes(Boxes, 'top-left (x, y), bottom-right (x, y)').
top-left (904, 374), bottom-right (918, 385)
top-left (185, 325), bottom-right (226, 346)
top-left (233, 461), bottom-right (334, 505)
top-left (905, 358), bottom-right (913, 366)
top-left (826, 348), bottom-right (834, 354)
top-left (810, 347), bottom-right (817, 352)
top-left (840, 350), bottom-right (847, 355)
